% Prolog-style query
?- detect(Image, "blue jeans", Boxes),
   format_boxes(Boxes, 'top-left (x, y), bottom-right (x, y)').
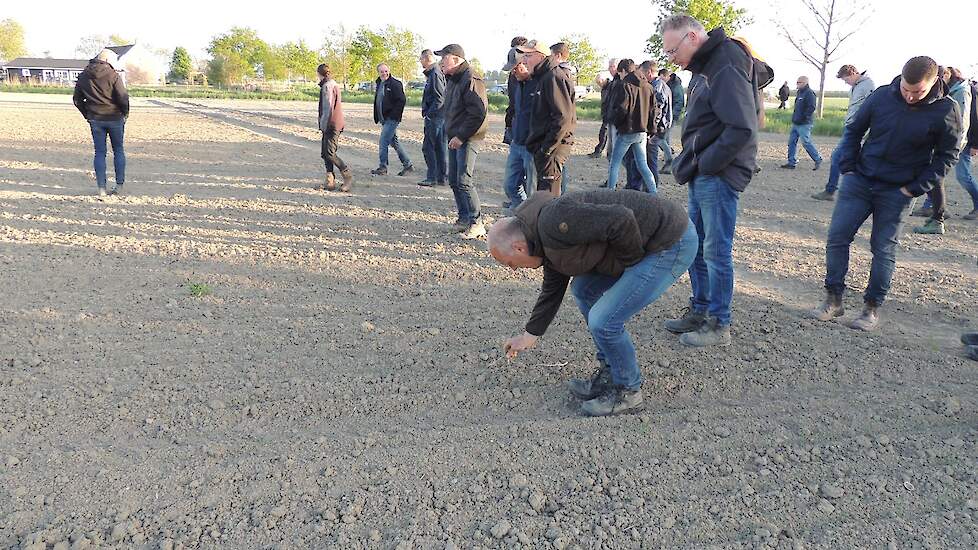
top-left (658, 129), bottom-right (674, 166)
top-left (824, 144), bottom-right (845, 193)
top-left (624, 138), bottom-right (658, 192)
top-left (609, 131), bottom-right (656, 192)
top-left (825, 173), bottom-right (913, 306)
top-left (422, 117), bottom-right (448, 182)
top-left (448, 141), bottom-right (481, 224)
top-left (687, 175), bottom-right (740, 326)
top-left (787, 123), bottom-right (822, 166)
top-left (89, 118), bottom-right (126, 188)
top-left (379, 119), bottom-right (412, 169)
top-left (503, 143), bottom-right (536, 209)
top-left (571, 222), bottom-right (698, 390)
top-left (924, 154), bottom-right (978, 211)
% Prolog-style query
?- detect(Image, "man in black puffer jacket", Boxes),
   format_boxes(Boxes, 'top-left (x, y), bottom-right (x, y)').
top-left (436, 44), bottom-right (489, 240)
top-left (73, 49), bottom-right (129, 198)
top-left (811, 56), bottom-right (961, 332)
top-left (659, 15), bottom-right (759, 348)
top-left (520, 40), bottom-right (576, 196)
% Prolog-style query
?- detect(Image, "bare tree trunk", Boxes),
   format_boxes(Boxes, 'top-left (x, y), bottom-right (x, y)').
top-left (817, 66), bottom-right (827, 119)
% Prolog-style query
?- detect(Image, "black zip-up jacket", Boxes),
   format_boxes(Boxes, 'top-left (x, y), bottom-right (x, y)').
top-left (838, 75), bottom-right (960, 196)
top-left (421, 65), bottom-right (446, 119)
top-left (373, 76), bottom-right (406, 123)
top-left (72, 59), bottom-right (129, 121)
top-left (672, 27), bottom-right (758, 191)
top-left (525, 56), bottom-right (577, 156)
top-left (609, 71), bottom-right (655, 135)
top-left (600, 75), bottom-right (621, 122)
top-left (443, 62), bottom-right (488, 142)
top-left (514, 190), bottom-right (689, 336)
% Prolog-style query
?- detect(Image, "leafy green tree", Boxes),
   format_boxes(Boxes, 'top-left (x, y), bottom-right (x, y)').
top-left (559, 34), bottom-right (603, 86)
top-left (348, 27), bottom-right (388, 85)
top-left (645, 0), bottom-right (751, 67)
top-left (0, 19), bottom-right (27, 60)
top-left (277, 40), bottom-right (320, 80)
top-left (379, 26), bottom-right (421, 82)
top-left (322, 25), bottom-right (355, 89)
top-left (468, 57), bottom-right (484, 77)
top-left (168, 46), bottom-right (193, 82)
top-left (207, 27), bottom-right (270, 84)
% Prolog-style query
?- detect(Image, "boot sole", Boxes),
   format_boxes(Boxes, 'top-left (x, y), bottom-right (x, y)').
top-left (664, 324), bottom-right (703, 335)
top-left (810, 309), bottom-right (844, 321)
top-left (581, 402), bottom-right (645, 417)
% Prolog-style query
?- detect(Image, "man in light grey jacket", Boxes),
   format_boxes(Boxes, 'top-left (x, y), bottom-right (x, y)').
top-left (811, 64), bottom-right (875, 200)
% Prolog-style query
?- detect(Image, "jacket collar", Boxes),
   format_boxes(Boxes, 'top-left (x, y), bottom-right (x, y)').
top-left (686, 27), bottom-right (727, 74)
top-left (531, 56), bottom-right (558, 79)
top-left (513, 192), bottom-right (556, 257)
top-left (446, 61), bottom-right (470, 82)
top-left (889, 74), bottom-right (946, 106)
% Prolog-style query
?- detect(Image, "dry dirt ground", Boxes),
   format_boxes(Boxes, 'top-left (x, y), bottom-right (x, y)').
top-left (1, 92), bottom-right (978, 550)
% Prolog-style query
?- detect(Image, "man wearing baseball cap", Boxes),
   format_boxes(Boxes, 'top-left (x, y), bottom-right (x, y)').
top-left (519, 39), bottom-right (576, 197)
top-left (434, 43), bottom-right (490, 239)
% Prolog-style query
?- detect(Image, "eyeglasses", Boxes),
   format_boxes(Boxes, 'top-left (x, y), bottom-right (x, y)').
top-left (665, 33), bottom-right (690, 58)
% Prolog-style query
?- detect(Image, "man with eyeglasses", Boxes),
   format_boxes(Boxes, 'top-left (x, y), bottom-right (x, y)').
top-left (658, 14), bottom-right (759, 347)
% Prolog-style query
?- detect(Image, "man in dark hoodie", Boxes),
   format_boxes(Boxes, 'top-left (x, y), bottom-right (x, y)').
top-left (371, 64), bottom-right (413, 177)
top-left (436, 44), bottom-right (489, 240)
top-left (73, 49), bottom-right (129, 198)
top-left (607, 59), bottom-right (657, 193)
top-left (418, 50), bottom-right (448, 187)
top-left (777, 81), bottom-right (790, 109)
top-left (811, 56), bottom-right (961, 331)
top-left (487, 189), bottom-right (697, 417)
top-left (659, 15), bottom-right (759, 347)
top-left (519, 40), bottom-right (576, 196)
top-left (781, 76), bottom-right (822, 170)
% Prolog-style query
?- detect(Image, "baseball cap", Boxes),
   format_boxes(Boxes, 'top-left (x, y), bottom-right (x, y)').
top-left (434, 44), bottom-right (465, 58)
top-left (502, 47), bottom-right (520, 71)
top-left (515, 40), bottom-right (549, 56)
top-left (836, 64), bottom-right (857, 78)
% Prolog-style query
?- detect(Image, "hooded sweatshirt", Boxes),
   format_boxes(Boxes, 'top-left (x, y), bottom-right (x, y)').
top-left (318, 78), bottom-right (344, 132)
top-left (524, 56), bottom-right (577, 156)
top-left (72, 59), bottom-right (129, 121)
top-left (948, 77), bottom-right (972, 148)
top-left (838, 75), bottom-right (961, 196)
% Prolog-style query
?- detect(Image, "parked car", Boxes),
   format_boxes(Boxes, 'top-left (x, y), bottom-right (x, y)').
top-left (407, 81), bottom-right (425, 90)
top-left (357, 82), bottom-right (375, 92)
top-left (488, 83), bottom-right (507, 95)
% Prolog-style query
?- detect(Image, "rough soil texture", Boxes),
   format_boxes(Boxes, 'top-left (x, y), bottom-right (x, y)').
top-left (1, 92), bottom-right (978, 550)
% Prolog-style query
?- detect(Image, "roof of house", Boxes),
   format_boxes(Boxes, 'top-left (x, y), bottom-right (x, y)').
top-left (5, 58), bottom-right (90, 70)
top-left (107, 44), bottom-right (135, 58)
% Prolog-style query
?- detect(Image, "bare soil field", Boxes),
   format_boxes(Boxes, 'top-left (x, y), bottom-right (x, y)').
top-left (1, 92), bottom-right (978, 550)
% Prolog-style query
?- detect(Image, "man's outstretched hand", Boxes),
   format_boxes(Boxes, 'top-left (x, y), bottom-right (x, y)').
top-left (504, 332), bottom-right (539, 359)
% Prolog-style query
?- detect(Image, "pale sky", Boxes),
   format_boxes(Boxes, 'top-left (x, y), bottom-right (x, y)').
top-left (6, 0), bottom-right (975, 91)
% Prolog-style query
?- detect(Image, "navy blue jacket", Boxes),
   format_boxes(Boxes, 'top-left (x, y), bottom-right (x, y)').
top-left (421, 65), bottom-right (446, 119)
top-left (792, 85), bottom-right (817, 125)
top-left (510, 76), bottom-right (539, 146)
top-left (839, 75), bottom-right (961, 196)
top-left (672, 27), bottom-right (758, 192)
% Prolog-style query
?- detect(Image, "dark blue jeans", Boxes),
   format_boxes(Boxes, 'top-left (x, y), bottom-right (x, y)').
top-left (824, 143), bottom-right (845, 193)
top-left (571, 222), bottom-right (698, 390)
top-left (787, 123), bottom-right (822, 166)
top-left (89, 118), bottom-right (126, 188)
top-left (379, 119), bottom-right (412, 169)
top-left (687, 175), bottom-right (740, 326)
top-left (825, 173), bottom-right (913, 306)
top-left (448, 141), bottom-right (481, 224)
top-left (503, 143), bottom-right (536, 209)
top-left (422, 117), bottom-right (448, 182)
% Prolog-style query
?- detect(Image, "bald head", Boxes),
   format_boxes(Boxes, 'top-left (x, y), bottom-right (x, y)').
top-left (487, 218), bottom-right (543, 270)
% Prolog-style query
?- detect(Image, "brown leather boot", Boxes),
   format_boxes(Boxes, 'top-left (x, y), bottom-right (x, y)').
top-left (339, 169), bottom-right (353, 192)
top-left (811, 290), bottom-right (844, 321)
top-left (848, 303), bottom-right (880, 332)
top-left (324, 172), bottom-right (336, 191)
